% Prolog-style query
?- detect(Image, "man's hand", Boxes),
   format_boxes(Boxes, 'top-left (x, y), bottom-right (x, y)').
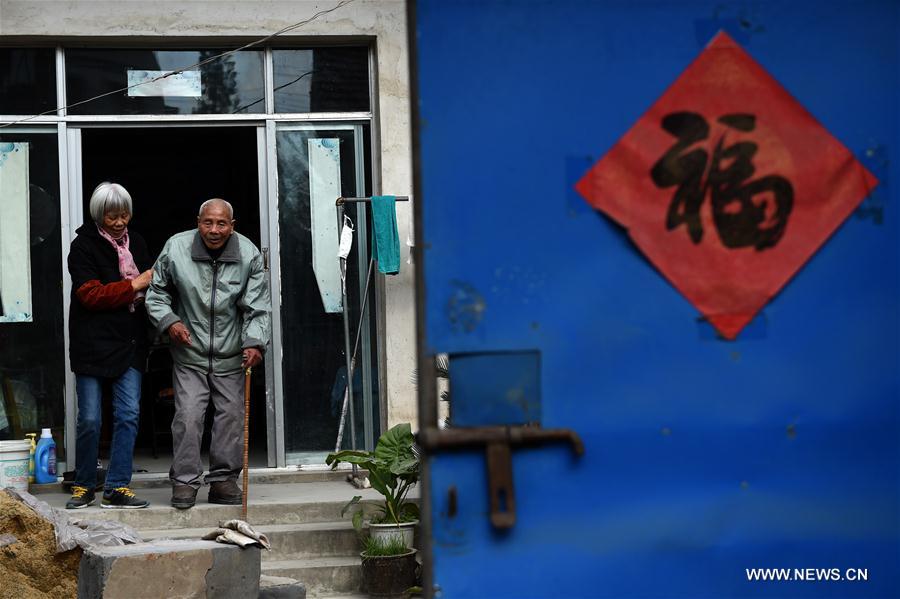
top-left (168, 322), bottom-right (192, 346)
top-left (131, 268), bottom-right (154, 291)
top-left (242, 347), bottom-right (263, 369)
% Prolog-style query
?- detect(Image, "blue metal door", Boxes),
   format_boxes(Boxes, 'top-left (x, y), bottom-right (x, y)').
top-left (410, 2), bottom-right (899, 597)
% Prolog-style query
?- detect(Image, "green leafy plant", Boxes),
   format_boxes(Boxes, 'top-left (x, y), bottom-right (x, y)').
top-left (326, 422), bottom-right (420, 531)
top-left (361, 535), bottom-right (411, 558)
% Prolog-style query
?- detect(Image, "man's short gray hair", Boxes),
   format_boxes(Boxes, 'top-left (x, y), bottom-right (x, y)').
top-left (198, 198), bottom-right (234, 220)
top-left (89, 182), bottom-right (133, 225)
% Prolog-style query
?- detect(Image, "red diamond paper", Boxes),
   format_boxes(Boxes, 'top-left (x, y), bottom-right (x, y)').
top-left (575, 31), bottom-right (878, 339)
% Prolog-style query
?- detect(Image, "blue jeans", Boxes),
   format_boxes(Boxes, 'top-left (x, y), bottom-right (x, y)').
top-left (74, 368), bottom-right (142, 491)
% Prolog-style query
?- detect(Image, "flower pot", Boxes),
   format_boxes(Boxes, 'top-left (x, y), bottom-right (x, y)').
top-left (361, 548), bottom-right (418, 598)
top-left (368, 520), bottom-right (418, 548)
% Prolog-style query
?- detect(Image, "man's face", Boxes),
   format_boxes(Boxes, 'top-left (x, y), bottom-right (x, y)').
top-left (197, 204), bottom-right (235, 249)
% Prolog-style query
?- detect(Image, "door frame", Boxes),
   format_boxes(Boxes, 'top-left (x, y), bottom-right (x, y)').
top-left (272, 121), bottom-right (377, 462)
top-left (62, 119), bottom-right (377, 470)
top-left (62, 121), bottom-right (280, 469)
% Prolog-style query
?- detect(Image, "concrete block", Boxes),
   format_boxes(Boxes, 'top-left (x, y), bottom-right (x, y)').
top-left (259, 574), bottom-right (306, 599)
top-left (78, 539), bottom-right (260, 599)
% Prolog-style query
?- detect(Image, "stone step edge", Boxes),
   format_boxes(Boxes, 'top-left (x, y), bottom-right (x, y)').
top-left (263, 556), bottom-right (362, 570)
top-left (260, 574), bottom-right (303, 588)
top-left (140, 520), bottom-right (359, 538)
top-left (87, 498), bottom-right (382, 517)
top-left (77, 500), bottom-right (384, 530)
top-left (30, 467), bottom-right (366, 494)
top-left (140, 521), bottom-right (362, 560)
top-left (263, 557), bottom-right (364, 597)
top-left (259, 573), bottom-right (308, 598)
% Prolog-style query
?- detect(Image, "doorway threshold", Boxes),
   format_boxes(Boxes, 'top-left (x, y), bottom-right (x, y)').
top-left (130, 465), bottom-right (357, 487)
top-left (30, 465), bottom-right (359, 495)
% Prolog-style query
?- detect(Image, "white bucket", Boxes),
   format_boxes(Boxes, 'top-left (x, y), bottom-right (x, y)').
top-left (0, 439), bottom-right (31, 492)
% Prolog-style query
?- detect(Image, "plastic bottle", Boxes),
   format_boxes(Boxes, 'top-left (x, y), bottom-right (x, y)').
top-left (34, 428), bottom-right (57, 484)
top-left (25, 433), bottom-right (37, 483)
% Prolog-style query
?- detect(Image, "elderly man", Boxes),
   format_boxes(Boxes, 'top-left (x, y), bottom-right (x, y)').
top-left (146, 199), bottom-right (270, 509)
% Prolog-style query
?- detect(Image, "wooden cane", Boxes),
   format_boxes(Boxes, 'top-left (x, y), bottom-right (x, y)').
top-left (242, 366), bottom-right (252, 521)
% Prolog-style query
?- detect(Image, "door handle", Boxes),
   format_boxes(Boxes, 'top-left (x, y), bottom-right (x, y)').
top-left (262, 247), bottom-right (269, 271)
top-left (419, 425), bottom-right (584, 528)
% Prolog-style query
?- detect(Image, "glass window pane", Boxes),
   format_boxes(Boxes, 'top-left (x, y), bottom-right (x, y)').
top-left (273, 47), bottom-right (370, 113)
top-left (277, 126), bottom-right (374, 461)
top-left (0, 130), bottom-right (66, 463)
top-left (65, 49), bottom-right (265, 115)
top-left (0, 49), bottom-right (57, 115)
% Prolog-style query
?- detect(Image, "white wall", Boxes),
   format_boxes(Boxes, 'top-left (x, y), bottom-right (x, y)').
top-left (0, 0), bottom-right (419, 429)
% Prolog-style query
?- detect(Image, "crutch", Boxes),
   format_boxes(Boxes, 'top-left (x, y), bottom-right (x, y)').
top-left (242, 366), bottom-right (252, 521)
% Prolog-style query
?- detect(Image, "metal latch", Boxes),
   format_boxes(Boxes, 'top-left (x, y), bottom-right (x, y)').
top-left (419, 426), bottom-right (584, 528)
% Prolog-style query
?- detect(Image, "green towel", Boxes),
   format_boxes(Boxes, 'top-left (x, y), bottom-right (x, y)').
top-left (371, 195), bottom-right (400, 275)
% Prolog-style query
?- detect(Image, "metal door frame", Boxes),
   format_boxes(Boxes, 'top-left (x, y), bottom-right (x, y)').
top-left (62, 121), bottom-right (280, 469)
top-left (5, 43), bottom-right (381, 472)
top-left (273, 121), bottom-right (378, 460)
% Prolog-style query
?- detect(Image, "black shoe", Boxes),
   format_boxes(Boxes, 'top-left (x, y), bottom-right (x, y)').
top-left (208, 480), bottom-right (242, 505)
top-left (172, 484), bottom-right (197, 510)
top-left (65, 485), bottom-right (96, 509)
top-left (101, 487), bottom-right (149, 509)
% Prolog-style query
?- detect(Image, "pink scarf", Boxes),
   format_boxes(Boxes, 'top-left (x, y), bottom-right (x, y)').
top-left (97, 225), bottom-right (144, 311)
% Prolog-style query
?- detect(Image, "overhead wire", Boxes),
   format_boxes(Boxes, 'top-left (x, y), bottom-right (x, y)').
top-left (232, 70), bottom-right (315, 114)
top-left (0, 0), bottom-right (356, 129)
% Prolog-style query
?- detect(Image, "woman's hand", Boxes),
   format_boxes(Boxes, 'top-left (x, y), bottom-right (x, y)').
top-left (131, 268), bottom-right (154, 291)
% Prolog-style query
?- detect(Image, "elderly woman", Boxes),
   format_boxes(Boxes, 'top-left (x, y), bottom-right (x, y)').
top-left (65, 182), bottom-right (153, 509)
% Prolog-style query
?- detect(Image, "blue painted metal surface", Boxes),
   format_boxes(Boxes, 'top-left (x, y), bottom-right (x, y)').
top-left (413, 1), bottom-right (899, 598)
top-left (449, 351), bottom-right (542, 426)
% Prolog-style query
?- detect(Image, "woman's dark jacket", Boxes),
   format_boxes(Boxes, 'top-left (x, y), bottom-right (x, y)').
top-left (68, 223), bottom-right (153, 377)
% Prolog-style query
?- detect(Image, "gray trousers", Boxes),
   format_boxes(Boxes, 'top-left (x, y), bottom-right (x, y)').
top-left (171, 363), bottom-right (244, 489)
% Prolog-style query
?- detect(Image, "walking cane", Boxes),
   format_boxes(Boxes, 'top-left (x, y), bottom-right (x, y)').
top-left (242, 366), bottom-right (252, 521)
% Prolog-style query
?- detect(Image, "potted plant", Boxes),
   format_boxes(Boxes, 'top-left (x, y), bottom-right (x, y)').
top-left (359, 535), bottom-right (419, 598)
top-left (326, 422), bottom-right (420, 548)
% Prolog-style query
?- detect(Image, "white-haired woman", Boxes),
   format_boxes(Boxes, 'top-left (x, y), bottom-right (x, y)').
top-left (65, 182), bottom-right (153, 509)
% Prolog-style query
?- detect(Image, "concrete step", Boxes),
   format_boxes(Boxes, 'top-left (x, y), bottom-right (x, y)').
top-left (263, 557), bottom-right (362, 598)
top-left (36, 480), bottom-right (414, 598)
top-left (30, 467), bottom-right (361, 494)
top-left (39, 481), bottom-right (387, 530)
top-left (260, 574), bottom-right (307, 599)
top-left (58, 500), bottom-right (375, 531)
top-left (141, 521), bottom-right (361, 560)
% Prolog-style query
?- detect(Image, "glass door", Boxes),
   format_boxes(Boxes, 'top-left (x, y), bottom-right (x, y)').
top-left (272, 123), bottom-right (378, 465)
top-left (0, 127), bottom-right (66, 466)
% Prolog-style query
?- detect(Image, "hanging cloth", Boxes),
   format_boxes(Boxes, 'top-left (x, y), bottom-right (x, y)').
top-left (370, 195), bottom-right (400, 275)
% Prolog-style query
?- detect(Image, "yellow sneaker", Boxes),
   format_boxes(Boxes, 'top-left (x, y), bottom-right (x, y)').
top-left (101, 486), bottom-right (149, 509)
top-left (65, 485), bottom-right (96, 509)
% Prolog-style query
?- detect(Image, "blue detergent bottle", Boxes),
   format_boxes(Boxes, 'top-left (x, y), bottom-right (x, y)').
top-left (34, 428), bottom-right (57, 484)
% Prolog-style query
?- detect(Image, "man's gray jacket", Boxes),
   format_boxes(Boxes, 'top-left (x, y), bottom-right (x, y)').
top-left (146, 230), bottom-right (271, 374)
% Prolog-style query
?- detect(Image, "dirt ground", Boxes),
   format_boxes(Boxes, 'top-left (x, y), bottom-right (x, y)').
top-left (0, 492), bottom-right (81, 599)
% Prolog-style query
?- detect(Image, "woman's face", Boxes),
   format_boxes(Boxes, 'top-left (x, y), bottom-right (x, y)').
top-left (101, 210), bottom-right (131, 239)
